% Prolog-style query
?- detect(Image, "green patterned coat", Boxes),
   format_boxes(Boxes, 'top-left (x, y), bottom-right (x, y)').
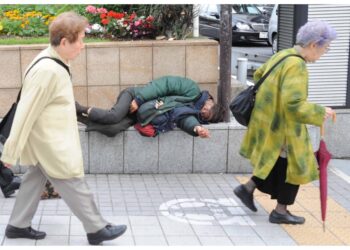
top-left (240, 48), bottom-right (325, 185)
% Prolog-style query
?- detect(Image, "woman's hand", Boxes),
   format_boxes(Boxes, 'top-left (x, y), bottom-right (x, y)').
top-left (1, 162), bottom-right (12, 168)
top-left (194, 126), bottom-right (210, 138)
top-left (324, 107), bottom-right (336, 121)
top-left (129, 100), bottom-right (139, 113)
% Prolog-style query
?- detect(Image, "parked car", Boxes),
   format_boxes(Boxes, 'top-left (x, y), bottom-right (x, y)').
top-left (256, 4), bottom-right (274, 17)
top-left (199, 4), bottom-right (270, 44)
top-left (268, 5), bottom-right (278, 54)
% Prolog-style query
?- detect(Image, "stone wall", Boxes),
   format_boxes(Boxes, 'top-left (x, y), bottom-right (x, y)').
top-left (0, 39), bottom-right (219, 117)
top-left (9, 121), bottom-right (321, 175)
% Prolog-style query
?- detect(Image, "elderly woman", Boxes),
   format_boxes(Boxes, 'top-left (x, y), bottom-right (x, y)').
top-left (1, 12), bottom-right (126, 244)
top-left (233, 20), bottom-right (337, 224)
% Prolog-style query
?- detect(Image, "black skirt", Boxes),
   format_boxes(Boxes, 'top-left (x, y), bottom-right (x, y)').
top-left (252, 157), bottom-right (299, 205)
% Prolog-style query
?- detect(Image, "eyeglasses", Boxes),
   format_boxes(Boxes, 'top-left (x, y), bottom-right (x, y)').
top-left (323, 44), bottom-right (331, 53)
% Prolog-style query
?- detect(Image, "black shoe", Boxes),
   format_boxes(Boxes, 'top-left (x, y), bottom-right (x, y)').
top-left (233, 184), bottom-right (257, 212)
top-left (87, 224), bottom-right (127, 245)
top-left (75, 101), bottom-right (89, 117)
top-left (269, 209), bottom-right (305, 225)
top-left (1, 176), bottom-right (21, 198)
top-left (77, 114), bottom-right (89, 125)
top-left (5, 225), bottom-right (46, 240)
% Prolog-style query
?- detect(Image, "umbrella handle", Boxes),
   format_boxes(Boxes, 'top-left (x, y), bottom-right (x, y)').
top-left (320, 113), bottom-right (336, 137)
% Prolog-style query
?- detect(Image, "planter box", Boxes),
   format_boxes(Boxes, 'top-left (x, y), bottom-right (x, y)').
top-left (0, 39), bottom-right (219, 116)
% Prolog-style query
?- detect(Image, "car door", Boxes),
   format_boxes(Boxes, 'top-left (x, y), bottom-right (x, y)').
top-left (199, 4), bottom-right (221, 39)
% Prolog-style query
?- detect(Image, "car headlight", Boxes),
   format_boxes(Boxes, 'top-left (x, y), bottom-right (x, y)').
top-left (236, 22), bottom-right (251, 31)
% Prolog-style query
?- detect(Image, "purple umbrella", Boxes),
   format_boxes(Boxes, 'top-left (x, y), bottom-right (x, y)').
top-left (315, 114), bottom-right (336, 232)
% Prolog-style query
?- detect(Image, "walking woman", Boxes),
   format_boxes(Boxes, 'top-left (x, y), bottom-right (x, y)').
top-left (234, 20), bottom-right (337, 224)
top-left (1, 12), bottom-right (126, 244)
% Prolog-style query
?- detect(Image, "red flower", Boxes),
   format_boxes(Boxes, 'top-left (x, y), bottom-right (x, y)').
top-left (129, 12), bottom-right (136, 21)
top-left (114, 12), bottom-right (125, 19)
top-left (146, 15), bottom-right (154, 23)
top-left (107, 11), bottom-right (117, 18)
top-left (100, 13), bottom-right (107, 19)
top-left (101, 19), bottom-right (109, 25)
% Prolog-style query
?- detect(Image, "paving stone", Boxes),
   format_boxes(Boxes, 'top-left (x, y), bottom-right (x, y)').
top-left (166, 236), bottom-right (201, 245)
top-left (3, 238), bottom-right (36, 246)
top-left (134, 236), bottom-right (167, 245)
top-left (198, 236), bottom-right (234, 245)
top-left (69, 236), bottom-right (89, 246)
top-left (230, 236), bottom-right (266, 246)
top-left (41, 215), bottom-right (69, 225)
top-left (38, 224), bottom-right (69, 236)
top-left (1, 171), bottom-right (349, 246)
top-left (35, 235), bottom-right (69, 246)
top-left (191, 225), bottom-right (227, 236)
top-left (70, 224), bottom-right (86, 236)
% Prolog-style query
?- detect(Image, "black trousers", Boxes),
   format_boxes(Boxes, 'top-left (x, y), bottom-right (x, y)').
top-left (252, 157), bottom-right (299, 205)
top-left (83, 88), bottom-right (137, 137)
top-left (88, 87), bottom-right (134, 124)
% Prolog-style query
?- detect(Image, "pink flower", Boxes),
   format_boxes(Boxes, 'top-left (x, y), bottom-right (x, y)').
top-left (134, 20), bottom-right (142, 27)
top-left (97, 8), bottom-right (107, 14)
top-left (86, 5), bottom-right (97, 14)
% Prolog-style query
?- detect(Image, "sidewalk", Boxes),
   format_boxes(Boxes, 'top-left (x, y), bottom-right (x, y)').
top-left (0, 159), bottom-right (349, 246)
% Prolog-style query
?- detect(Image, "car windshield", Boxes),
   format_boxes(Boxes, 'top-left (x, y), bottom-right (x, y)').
top-left (232, 5), bottom-right (261, 15)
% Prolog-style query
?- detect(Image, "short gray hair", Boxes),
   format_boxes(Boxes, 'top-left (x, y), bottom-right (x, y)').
top-left (296, 20), bottom-right (337, 47)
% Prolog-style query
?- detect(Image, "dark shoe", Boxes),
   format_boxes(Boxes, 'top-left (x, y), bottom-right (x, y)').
top-left (77, 114), bottom-right (89, 125)
top-left (1, 176), bottom-right (21, 198)
top-left (75, 101), bottom-right (89, 117)
top-left (269, 209), bottom-right (305, 225)
top-left (5, 225), bottom-right (46, 240)
top-left (233, 184), bottom-right (257, 212)
top-left (87, 224), bottom-right (127, 245)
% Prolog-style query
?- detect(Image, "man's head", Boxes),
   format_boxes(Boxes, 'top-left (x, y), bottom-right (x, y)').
top-left (49, 12), bottom-right (88, 61)
top-left (200, 96), bottom-right (225, 123)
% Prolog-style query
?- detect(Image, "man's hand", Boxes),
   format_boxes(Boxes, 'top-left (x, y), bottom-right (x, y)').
top-left (129, 99), bottom-right (139, 113)
top-left (194, 126), bottom-right (210, 138)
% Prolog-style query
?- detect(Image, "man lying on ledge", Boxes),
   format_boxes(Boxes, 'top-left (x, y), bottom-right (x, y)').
top-left (76, 75), bottom-right (224, 138)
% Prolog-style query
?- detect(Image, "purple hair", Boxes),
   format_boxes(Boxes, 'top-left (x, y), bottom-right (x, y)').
top-left (296, 20), bottom-right (337, 47)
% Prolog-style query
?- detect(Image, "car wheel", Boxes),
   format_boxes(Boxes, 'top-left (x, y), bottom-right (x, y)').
top-left (272, 34), bottom-right (278, 54)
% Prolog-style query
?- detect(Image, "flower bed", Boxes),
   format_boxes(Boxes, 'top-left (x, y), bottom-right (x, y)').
top-left (0, 5), bottom-right (157, 40)
top-left (84, 5), bottom-right (156, 40)
top-left (0, 8), bottom-right (55, 36)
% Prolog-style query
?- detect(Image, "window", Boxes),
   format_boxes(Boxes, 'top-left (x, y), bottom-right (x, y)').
top-left (232, 5), bottom-right (261, 15)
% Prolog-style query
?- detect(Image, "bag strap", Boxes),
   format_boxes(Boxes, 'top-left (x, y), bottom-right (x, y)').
top-left (253, 54), bottom-right (304, 92)
top-left (16, 57), bottom-right (71, 103)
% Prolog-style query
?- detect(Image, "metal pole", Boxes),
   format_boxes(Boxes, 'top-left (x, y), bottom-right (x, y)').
top-left (193, 5), bottom-right (200, 37)
top-left (237, 58), bottom-right (248, 84)
top-left (218, 5), bottom-right (232, 122)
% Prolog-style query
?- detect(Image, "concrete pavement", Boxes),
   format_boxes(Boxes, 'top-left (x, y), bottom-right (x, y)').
top-left (0, 159), bottom-right (349, 246)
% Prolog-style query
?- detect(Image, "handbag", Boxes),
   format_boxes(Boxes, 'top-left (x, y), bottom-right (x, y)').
top-left (229, 54), bottom-right (303, 126)
top-left (0, 56), bottom-right (70, 144)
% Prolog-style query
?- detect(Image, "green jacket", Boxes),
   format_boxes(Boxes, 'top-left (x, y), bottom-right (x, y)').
top-left (240, 48), bottom-right (325, 185)
top-left (134, 76), bottom-right (202, 135)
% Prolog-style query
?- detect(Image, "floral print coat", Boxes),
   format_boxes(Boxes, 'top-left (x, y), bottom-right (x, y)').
top-left (240, 48), bottom-right (325, 185)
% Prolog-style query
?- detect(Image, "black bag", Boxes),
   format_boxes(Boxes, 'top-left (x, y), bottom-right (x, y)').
top-left (229, 54), bottom-right (303, 126)
top-left (0, 154), bottom-right (14, 188)
top-left (0, 57), bottom-right (70, 144)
